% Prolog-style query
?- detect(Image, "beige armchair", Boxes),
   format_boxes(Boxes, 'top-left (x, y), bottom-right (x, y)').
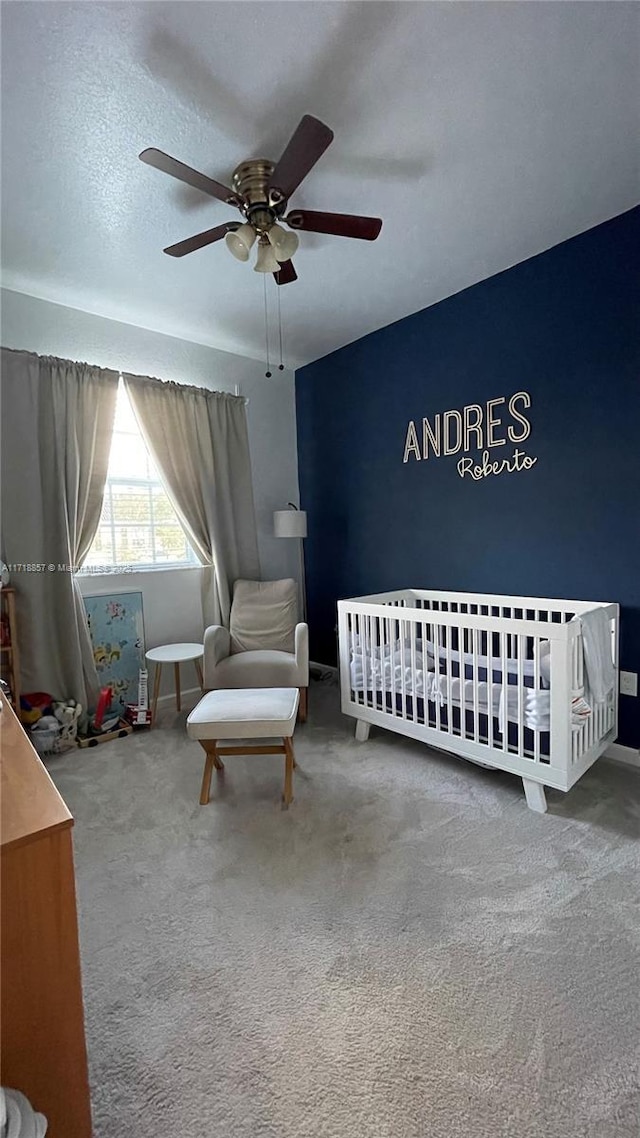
top-left (203, 579), bottom-right (309, 720)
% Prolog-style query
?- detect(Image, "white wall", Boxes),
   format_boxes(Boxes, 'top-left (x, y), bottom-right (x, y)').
top-left (1, 288), bottom-right (302, 698)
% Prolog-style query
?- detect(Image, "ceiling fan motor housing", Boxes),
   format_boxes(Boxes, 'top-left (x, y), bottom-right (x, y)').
top-left (232, 159), bottom-right (287, 233)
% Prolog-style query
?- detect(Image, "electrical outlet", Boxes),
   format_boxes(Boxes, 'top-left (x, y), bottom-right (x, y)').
top-left (619, 671), bottom-right (638, 697)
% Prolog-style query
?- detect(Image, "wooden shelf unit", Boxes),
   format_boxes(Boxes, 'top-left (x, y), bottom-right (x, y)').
top-left (0, 698), bottom-right (93, 1137)
top-left (0, 586), bottom-right (21, 713)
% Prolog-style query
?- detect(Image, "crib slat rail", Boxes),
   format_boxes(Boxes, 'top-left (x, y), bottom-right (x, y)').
top-left (338, 590), bottom-right (619, 809)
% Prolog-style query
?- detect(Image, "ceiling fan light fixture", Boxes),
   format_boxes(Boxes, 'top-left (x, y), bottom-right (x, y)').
top-left (225, 222), bottom-right (256, 262)
top-left (267, 224), bottom-right (300, 263)
top-left (254, 239), bottom-right (281, 274)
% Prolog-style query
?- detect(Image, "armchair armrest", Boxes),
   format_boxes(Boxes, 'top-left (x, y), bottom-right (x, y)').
top-left (294, 622), bottom-right (309, 685)
top-left (203, 624), bottom-right (231, 689)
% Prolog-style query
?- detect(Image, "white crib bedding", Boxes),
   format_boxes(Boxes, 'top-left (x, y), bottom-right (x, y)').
top-left (422, 639), bottom-right (551, 685)
top-left (349, 638), bottom-right (589, 733)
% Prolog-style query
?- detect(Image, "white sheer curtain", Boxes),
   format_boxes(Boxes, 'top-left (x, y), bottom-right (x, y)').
top-left (122, 374), bottom-right (260, 626)
top-left (0, 349), bottom-right (119, 709)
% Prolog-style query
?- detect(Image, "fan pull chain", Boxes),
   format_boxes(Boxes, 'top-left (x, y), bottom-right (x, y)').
top-left (263, 274), bottom-right (271, 378)
top-left (277, 279), bottom-right (284, 371)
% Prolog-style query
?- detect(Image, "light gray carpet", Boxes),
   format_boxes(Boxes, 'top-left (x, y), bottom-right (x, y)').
top-left (48, 681), bottom-right (639, 1138)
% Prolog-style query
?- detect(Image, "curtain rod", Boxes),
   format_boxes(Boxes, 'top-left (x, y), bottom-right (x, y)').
top-left (0, 349), bottom-right (248, 404)
top-left (121, 371), bottom-right (248, 405)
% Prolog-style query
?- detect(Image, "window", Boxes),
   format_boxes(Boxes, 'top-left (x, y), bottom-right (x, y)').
top-left (84, 382), bottom-right (197, 572)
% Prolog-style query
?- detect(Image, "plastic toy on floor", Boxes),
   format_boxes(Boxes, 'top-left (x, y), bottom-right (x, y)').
top-left (124, 668), bottom-right (152, 728)
top-left (87, 687), bottom-right (119, 735)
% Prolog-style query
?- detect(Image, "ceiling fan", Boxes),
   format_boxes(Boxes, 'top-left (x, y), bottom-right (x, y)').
top-left (140, 115), bottom-right (382, 285)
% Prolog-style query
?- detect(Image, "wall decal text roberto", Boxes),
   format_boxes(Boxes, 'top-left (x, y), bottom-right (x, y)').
top-left (403, 391), bottom-right (538, 479)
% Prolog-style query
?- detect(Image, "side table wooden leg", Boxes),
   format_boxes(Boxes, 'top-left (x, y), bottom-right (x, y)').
top-left (151, 663), bottom-right (162, 726)
top-left (194, 658), bottom-right (204, 691)
top-left (175, 662), bottom-right (181, 712)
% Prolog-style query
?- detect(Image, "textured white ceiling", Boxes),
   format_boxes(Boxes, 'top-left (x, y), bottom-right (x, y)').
top-left (1, 1), bottom-right (638, 368)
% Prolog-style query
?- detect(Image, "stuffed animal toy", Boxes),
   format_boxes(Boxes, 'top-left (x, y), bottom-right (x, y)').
top-left (53, 699), bottom-right (82, 748)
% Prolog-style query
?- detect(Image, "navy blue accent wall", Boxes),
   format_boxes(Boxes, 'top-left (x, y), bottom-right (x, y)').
top-left (296, 207), bottom-right (640, 747)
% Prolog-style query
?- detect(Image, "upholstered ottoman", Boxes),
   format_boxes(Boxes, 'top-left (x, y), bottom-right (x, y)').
top-left (186, 687), bottom-right (300, 808)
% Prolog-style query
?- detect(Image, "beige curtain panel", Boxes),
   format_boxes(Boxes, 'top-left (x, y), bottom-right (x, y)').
top-left (0, 348), bottom-right (119, 709)
top-left (122, 374), bottom-right (260, 627)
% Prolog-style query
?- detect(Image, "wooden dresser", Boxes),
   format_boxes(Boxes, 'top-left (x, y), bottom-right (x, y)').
top-left (1, 699), bottom-right (92, 1137)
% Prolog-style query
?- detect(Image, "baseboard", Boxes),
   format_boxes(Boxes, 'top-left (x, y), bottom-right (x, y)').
top-left (604, 742), bottom-right (640, 770)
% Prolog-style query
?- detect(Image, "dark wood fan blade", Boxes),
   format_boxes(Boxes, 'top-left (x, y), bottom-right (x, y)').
top-left (268, 116), bottom-right (334, 200)
top-left (164, 222), bottom-right (238, 257)
top-left (286, 210), bottom-right (382, 240)
top-left (273, 260), bottom-right (297, 285)
top-left (140, 148), bottom-right (238, 204)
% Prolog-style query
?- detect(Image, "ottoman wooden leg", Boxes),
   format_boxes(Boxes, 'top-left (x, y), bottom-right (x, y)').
top-left (199, 741), bottom-right (224, 805)
top-left (283, 736), bottom-right (295, 808)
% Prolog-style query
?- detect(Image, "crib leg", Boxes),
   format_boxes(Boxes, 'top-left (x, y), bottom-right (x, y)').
top-left (522, 778), bottom-right (547, 814)
top-left (355, 720), bottom-right (370, 743)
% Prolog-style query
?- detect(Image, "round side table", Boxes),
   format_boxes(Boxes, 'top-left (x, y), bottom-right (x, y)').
top-left (146, 642), bottom-right (204, 725)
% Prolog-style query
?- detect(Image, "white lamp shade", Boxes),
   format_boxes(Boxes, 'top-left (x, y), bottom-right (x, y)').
top-left (225, 223), bottom-right (256, 262)
top-left (254, 241), bottom-right (281, 273)
top-left (267, 224), bottom-right (300, 263)
top-left (274, 508), bottom-right (307, 538)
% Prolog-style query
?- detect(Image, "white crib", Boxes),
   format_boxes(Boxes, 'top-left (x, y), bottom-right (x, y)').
top-left (337, 589), bottom-right (619, 813)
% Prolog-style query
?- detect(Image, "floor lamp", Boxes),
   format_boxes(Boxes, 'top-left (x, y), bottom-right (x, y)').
top-left (274, 504), bottom-right (307, 622)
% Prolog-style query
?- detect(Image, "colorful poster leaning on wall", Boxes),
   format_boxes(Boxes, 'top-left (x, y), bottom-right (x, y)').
top-left (83, 591), bottom-right (146, 711)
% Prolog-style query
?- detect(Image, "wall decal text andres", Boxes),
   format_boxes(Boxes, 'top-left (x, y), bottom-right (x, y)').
top-left (403, 391), bottom-right (538, 479)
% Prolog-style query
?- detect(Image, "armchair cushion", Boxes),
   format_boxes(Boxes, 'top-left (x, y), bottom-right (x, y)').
top-left (210, 649), bottom-right (306, 690)
top-left (230, 578), bottom-right (298, 655)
